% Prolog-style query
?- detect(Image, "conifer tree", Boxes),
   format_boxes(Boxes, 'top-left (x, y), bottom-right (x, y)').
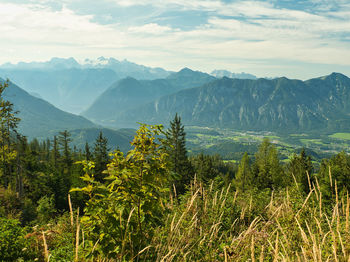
top-left (52, 135), bottom-right (59, 168)
top-left (287, 148), bottom-right (313, 192)
top-left (45, 138), bottom-right (51, 161)
top-left (93, 131), bottom-right (109, 181)
top-left (235, 152), bottom-right (253, 191)
top-left (166, 113), bottom-right (193, 194)
top-left (85, 142), bottom-right (91, 161)
top-left (252, 138), bottom-right (284, 190)
top-left (0, 80), bottom-right (20, 187)
top-left (58, 130), bottom-right (72, 168)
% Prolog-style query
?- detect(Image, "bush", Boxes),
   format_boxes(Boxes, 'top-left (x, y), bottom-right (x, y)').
top-left (0, 217), bottom-right (36, 261)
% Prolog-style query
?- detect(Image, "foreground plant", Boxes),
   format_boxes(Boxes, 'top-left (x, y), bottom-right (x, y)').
top-left (72, 124), bottom-right (170, 261)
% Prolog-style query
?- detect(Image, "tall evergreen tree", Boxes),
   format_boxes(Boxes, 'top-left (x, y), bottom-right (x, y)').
top-left (252, 138), bottom-right (284, 190)
top-left (0, 80), bottom-right (20, 188)
top-left (287, 148), bottom-right (313, 193)
top-left (93, 131), bottom-right (109, 181)
top-left (52, 136), bottom-right (59, 168)
top-left (85, 142), bottom-right (91, 161)
top-left (166, 113), bottom-right (193, 194)
top-left (58, 130), bottom-right (72, 168)
top-left (235, 152), bottom-right (253, 192)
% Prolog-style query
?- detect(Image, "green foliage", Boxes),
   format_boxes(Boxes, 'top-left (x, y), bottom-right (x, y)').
top-left (318, 151), bottom-right (350, 203)
top-left (0, 80), bottom-right (20, 188)
top-left (286, 148), bottom-right (313, 193)
top-left (73, 124), bottom-right (170, 260)
top-left (58, 130), bottom-right (72, 168)
top-left (166, 113), bottom-right (194, 194)
top-left (252, 138), bottom-right (285, 189)
top-left (191, 153), bottom-right (236, 186)
top-left (235, 152), bottom-right (253, 191)
top-left (93, 131), bottom-right (109, 182)
top-left (36, 195), bottom-right (56, 223)
top-left (0, 217), bottom-right (35, 261)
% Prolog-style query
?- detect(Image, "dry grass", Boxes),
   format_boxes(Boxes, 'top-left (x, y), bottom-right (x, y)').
top-left (40, 175), bottom-right (350, 261)
top-left (150, 176), bottom-right (350, 261)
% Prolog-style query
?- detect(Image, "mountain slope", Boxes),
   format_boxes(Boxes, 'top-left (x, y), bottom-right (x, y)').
top-left (0, 68), bottom-right (118, 113)
top-left (115, 73), bottom-right (350, 133)
top-left (1, 79), bottom-right (96, 138)
top-left (0, 57), bottom-right (172, 113)
top-left (82, 68), bottom-right (216, 126)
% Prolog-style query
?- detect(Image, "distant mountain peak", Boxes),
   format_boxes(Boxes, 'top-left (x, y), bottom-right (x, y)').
top-left (211, 70), bottom-right (257, 80)
top-left (179, 67), bottom-right (193, 72)
top-left (97, 56), bottom-right (108, 61)
top-left (318, 72), bottom-right (349, 81)
top-left (167, 67), bottom-right (214, 80)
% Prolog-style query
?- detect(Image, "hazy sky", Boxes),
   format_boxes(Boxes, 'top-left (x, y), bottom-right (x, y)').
top-left (0, 0), bottom-right (350, 79)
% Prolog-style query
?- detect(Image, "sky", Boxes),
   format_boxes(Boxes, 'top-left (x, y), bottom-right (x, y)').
top-left (0, 0), bottom-right (350, 79)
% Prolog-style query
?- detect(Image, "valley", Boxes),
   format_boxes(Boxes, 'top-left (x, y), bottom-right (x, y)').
top-left (185, 125), bottom-right (346, 162)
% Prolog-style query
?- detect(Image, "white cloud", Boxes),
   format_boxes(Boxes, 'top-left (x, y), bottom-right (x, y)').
top-left (111, 0), bottom-right (222, 10)
top-left (0, 0), bottom-right (349, 79)
top-left (128, 23), bottom-right (173, 34)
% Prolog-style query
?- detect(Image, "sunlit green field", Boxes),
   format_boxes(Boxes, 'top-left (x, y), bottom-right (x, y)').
top-left (186, 126), bottom-right (350, 162)
top-left (329, 132), bottom-right (350, 140)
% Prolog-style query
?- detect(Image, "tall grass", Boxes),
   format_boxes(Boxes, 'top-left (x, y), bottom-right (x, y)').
top-left (151, 176), bottom-right (350, 261)
top-left (39, 175), bottom-right (350, 261)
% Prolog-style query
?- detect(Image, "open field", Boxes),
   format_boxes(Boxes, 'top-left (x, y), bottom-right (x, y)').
top-left (329, 132), bottom-right (350, 140)
top-left (186, 126), bottom-right (350, 162)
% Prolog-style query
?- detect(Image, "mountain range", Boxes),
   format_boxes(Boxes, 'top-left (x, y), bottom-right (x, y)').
top-left (108, 72), bottom-right (350, 133)
top-left (2, 57), bottom-right (350, 137)
top-left (82, 68), bottom-right (216, 126)
top-left (0, 57), bottom-right (171, 113)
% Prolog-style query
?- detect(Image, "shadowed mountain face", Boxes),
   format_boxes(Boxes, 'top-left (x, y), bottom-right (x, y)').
top-left (82, 68), bottom-right (216, 126)
top-left (111, 73), bottom-right (350, 133)
top-left (1, 79), bottom-right (96, 138)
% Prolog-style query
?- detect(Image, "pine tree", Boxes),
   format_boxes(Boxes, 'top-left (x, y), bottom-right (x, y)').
top-left (252, 138), bottom-right (284, 190)
top-left (52, 135), bottom-right (59, 168)
top-left (93, 131), bottom-right (109, 182)
top-left (166, 113), bottom-right (193, 194)
top-left (58, 130), bottom-right (72, 168)
top-left (287, 148), bottom-right (313, 192)
top-left (85, 142), bottom-right (91, 161)
top-left (0, 80), bottom-right (20, 188)
top-left (235, 152), bottom-right (253, 192)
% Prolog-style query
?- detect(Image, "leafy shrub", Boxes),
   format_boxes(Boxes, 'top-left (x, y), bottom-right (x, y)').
top-left (0, 217), bottom-right (36, 261)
